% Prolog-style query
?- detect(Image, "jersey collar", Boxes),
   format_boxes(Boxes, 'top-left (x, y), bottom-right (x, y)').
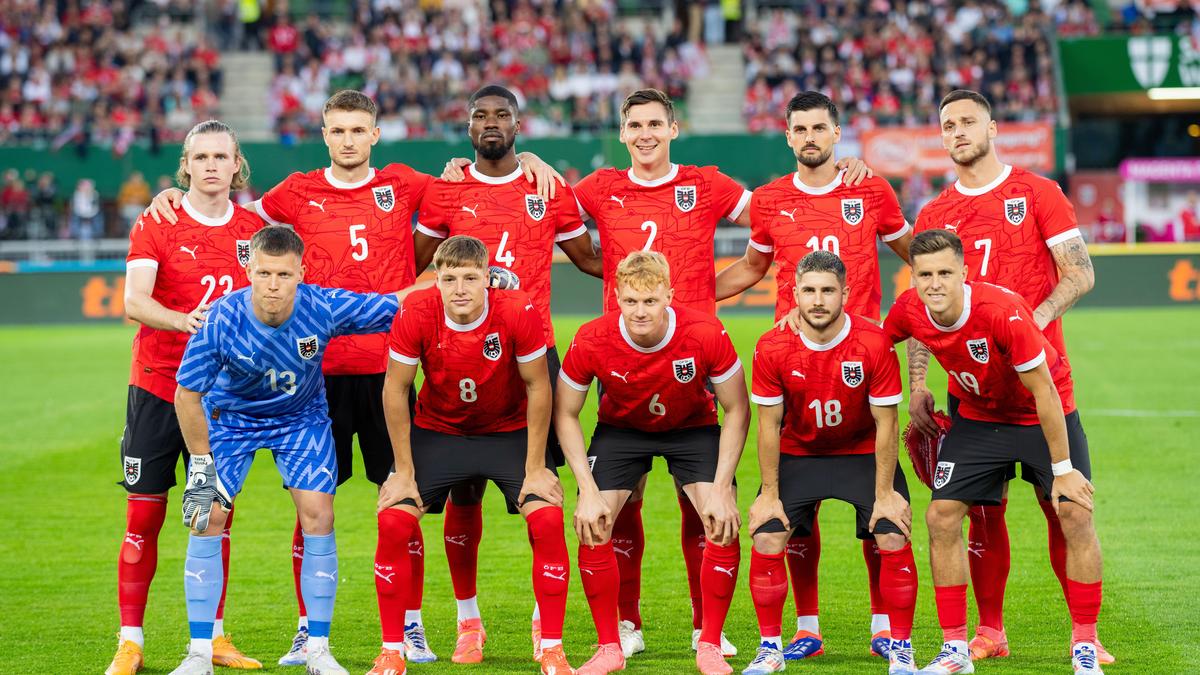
top-left (444, 293), bottom-right (490, 332)
top-left (181, 194), bottom-right (234, 226)
top-left (627, 163), bottom-right (679, 187)
top-left (798, 313), bottom-right (851, 351)
top-left (619, 306), bottom-right (677, 353)
top-left (468, 162), bottom-right (523, 185)
top-left (323, 166), bottom-right (377, 190)
top-left (925, 283), bottom-right (972, 332)
top-left (954, 164), bottom-right (1011, 196)
top-left (792, 169), bottom-right (845, 195)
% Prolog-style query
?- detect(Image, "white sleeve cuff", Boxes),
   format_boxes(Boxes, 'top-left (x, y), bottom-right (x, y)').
top-left (388, 349), bottom-right (419, 365)
top-left (576, 197), bottom-right (591, 222)
top-left (751, 393), bottom-right (784, 406)
top-left (880, 222), bottom-right (912, 243)
top-left (516, 345), bottom-right (548, 363)
top-left (748, 238), bottom-right (774, 253)
top-left (726, 189), bottom-right (753, 222)
top-left (558, 370), bottom-right (590, 392)
top-left (126, 259), bottom-right (159, 270)
top-left (1014, 349), bottom-right (1046, 372)
top-left (554, 223), bottom-right (588, 242)
top-left (415, 223), bottom-right (448, 239)
top-left (1044, 228), bottom-right (1083, 248)
top-left (254, 200), bottom-right (283, 226)
top-left (708, 358), bottom-right (743, 385)
top-left (869, 393), bottom-right (904, 406)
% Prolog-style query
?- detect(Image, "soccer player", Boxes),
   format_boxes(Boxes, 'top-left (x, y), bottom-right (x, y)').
top-left (413, 84), bottom-right (602, 663)
top-left (884, 230), bottom-right (1104, 675)
top-left (170, 225), bottom-right (417, 675)
top-left (556, 251), bottom-right (750, 675)
top-left (908, 89), bottom-right (1103, 662)
top-left (744, 251), bottom-right (917, 675)
top-left (716, 90), bottom-right (913, 660)
top-left (373, 235), bottom-right (575, 675)
top-left (108, 119), bottom-right (263, 675)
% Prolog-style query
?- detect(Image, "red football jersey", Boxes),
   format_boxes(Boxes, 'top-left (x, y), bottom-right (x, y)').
top-left (559, 305), bottom-right (742, 432)
top-left (751, 315), bottom-right (903, 456)
top-left (749, 171), bottom-right (909, 321)
top-left (913, 165), bottom-right (1081, 358)
top-left (574, 164), bottom-right (751, 315)
top-left (258, 164), bottom-right (433, 375)
top-left (415, 164), bottom-right (588, 348)
top-left (388, 287), bottom-right (547, 436)
top-left (883, 282), bottom-right (1076, 425)
top-left (126, 197), bottom-right (261, 402)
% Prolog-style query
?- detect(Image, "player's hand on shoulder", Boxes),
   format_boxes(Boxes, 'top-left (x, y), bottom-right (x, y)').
top-left (573, 490), bottom-right (612, 546)
top-left (517, 151), bottom-right (566, 201)
top-left (908, 387), bottom-right (940, 437)
top-left (869, 490), bottom-right (912, 539)
top-left (378, 472), bottom-right (422, 513)
top-left (701, 485), bottom-right (741, 546)
top-left (178, 303), bottom-right (211, 334)
top-left (488, 265), bottom-right (521, 290)
top-left (748, 492), bottom-right (788, 535)
top-left (520, 466), bottom-right (563, 508)
top-left (440, 157), bottom-right (470, 182)
top-left (776, 308), bottom-right (802, 333)
top-left (144, 187), bottom-right (184, 225)
top-left (836, 157), bottom-right (874, 186)
top-left (1051, 470), bottom-right (1095, 512)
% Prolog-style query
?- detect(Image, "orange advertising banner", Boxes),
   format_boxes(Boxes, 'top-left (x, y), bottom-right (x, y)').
top-left (860, 122), bottom-right (1055, 178)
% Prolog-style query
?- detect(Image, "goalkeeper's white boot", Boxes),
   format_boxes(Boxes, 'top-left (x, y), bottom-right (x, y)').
top-left (1071, 643), bottom-right (1104, 675)
top-left (278, 625), bottom-right (308, 665)
top-left (305, 641), bottom-right (349, 675)
top-left (619, 620), bottom-right (645, 658)
top-left (169, 651), bottom-right (214, 675)
top-left (916, 642), bottom-right (973, 674)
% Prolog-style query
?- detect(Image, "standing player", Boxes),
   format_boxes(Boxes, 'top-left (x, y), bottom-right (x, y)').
top-left (884, 230), bottom-right (1104, 675)
top-left (716, 90), bottom-right (912, 660)
top-left (170, 225), bottom-right (416, 675)
top-left (908, 89), bottom-right (1103, 662)
top-left (744, 251), bottom-right (917, 675)
top-left (108, 119), bottom-right (262, 675)
top-left (373, 235), bottom-right (575, 675)
top-left (555, 251), bottom-right (750, 675)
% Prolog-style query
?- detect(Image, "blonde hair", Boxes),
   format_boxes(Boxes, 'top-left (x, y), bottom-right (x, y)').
top-left (433, 235), bottom-right (489, 271)
top-left (176, 119), bottom-right (250, 190)
top-left (615, 250), bottom-right (671, 292)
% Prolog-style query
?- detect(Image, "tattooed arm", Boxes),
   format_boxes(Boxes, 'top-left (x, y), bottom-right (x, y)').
top-left (1036, 235), bottom-right (1095, 330)
top-left (907, 338), bottom-right (939, 436)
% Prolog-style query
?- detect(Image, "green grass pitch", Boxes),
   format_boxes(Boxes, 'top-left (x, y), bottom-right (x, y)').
top-left (1, 308), bottom-right (1197, 673)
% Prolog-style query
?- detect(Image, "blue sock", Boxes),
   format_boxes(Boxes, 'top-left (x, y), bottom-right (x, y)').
top-left (301, 531), bottom-right (338, 639)
top-left (184, 534), bottom-right (224, 640)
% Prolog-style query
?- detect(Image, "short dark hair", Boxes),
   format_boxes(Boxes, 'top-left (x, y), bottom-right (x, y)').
top-left (621, 88), bottom-right (675, 124)
top-left (796, 250), bottom-right (846, 284)
top-left (785, 91), bottom-right (839, 126)
top-left (939, 89), bottom-right (992, 118)
top-left (909, 229), bottom-right (964, 260)
top-left (250, 225), bottom-right (305, 259)
top-left (323, 90), bottom-right (377, 123)
top-left (469, 85), bottom-right (519, 112)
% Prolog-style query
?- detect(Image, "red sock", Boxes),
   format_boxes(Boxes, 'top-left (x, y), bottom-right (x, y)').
top-left (879, 544), bottom-right (918, 641)
top-left (863, 539), bottom-right (884, 616)
top-left (966, 500), bottom-right (1010, 631)
top-left (1066, 579), bottom-right (1102, 644)
top-left (934, 584), bottom-right (969, 643)
top-left (699, 539), bottom-right (740, 645)
top-left (1038, 498), bottom-right (1070, 599)
top-left (408, 527), bottom-right (425, 614)
top-left (291, 517), bottom-right (307, 617)
top-left (216, 504), bottom-right (234, 621)
top-left (578, 541), bottom-right (621, 645)
top-left (748, 549), bottom-right (787, 638)
top-left (443, 500), bottom-right (483, 600)
top-left (786, 514), bottom-right (821, 618)
top-left (679, 494), bottom-right (707, 629)
top-left (612, 499), bottom-right (645, 629)
top-left (376, 510), bottom-right (418, 643)
top-left (118, 494), bottom-right (167, 627)
top-left (527, 507), bottom-right (569, 640)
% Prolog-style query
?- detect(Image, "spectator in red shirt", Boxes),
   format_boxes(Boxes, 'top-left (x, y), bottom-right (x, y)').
top-left (268, 14), bottom-right (300, 69)
top-left (1181, 191), bottom-right (1200, 242)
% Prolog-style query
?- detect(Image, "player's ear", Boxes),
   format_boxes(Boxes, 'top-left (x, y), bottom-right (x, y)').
top-left (669, 120), bottom-right (679, 140)
top-left (987, 119), bottom-right (997, 140)
top-left (370, 125), bottom-right (381, 145)
top-left (833, 124), bottom-right (842, 144)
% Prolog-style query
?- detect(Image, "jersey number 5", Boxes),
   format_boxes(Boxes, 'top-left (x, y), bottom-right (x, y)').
top-left (349, 224), bottom-right (369, 261)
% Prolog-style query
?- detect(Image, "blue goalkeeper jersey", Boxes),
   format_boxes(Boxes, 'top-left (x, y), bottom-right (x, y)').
top-left (176, 284), bottom-right (398, 429)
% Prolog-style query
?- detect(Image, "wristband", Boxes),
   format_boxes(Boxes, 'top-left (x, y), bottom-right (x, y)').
top-left (1051, 459), bottom-right (1074, 476)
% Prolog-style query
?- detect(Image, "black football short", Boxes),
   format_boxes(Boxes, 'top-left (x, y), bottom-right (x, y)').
top-left (325, 373), bottom-right (406, 486)
top-left (754, 453), bottom-right (910, 540)
top-left (544, 346), bottom-right (564, 467)
top-left (404, 425), bottom-right (556, 514)
top-left (119, 385), bottom-right (188, 494)
top-left (931, 411), bottom-right (1091, 505)
top-left (587, 423), bottom-right (721, 492)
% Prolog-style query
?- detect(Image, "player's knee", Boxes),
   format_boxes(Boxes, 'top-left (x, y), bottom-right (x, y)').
top-left (926, 501), bottom-right (965, 538)
top-left (753, 531), bottom-right (788, 555)
top-left (875, 532), bottom-right (907, 552)
top-left (1055, 501), bottom-right (1095, 539)
top-left (297, 507), bottom-right (333, 535)
top-left (202, 504), bottom-right (229, 535)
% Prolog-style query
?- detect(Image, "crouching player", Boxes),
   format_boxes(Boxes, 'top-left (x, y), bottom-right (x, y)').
top-left (744, 251), bottom-right (918, 674)
top-left (555, 251), bottom-right (750, 675)
top-left (372, 235), bottom-right (575, 675)
top-left (171, 226), bottom-right (415, 675)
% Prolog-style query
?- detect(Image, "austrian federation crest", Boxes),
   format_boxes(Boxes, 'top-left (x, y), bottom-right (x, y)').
top-left (933, 461), bottom-right (955, 489)
top-left (1004, 197), bottom-right (1026, 225)
top-left (841, 361), bottom-right (864, 388)
top-left (373, 185), bottom-right (396, 212)
top-left (297, 335), bottom-right (319, 360)
top-left (525, 194), bottom-right (546, 221)
top-left (236, 240), bottom-right (251, 266)
top-left (673, 357), bottom-right (697, 383)
top-left (124, 456), bottom-right (141, 485)
top-left (966, 338), bottom-right (990, 364)
top-left (483, 332), bottom-right (502, 361)
top-left (675, 185), bottom-right (697, 212)
top-left (841, 198), bottom-right (864, 226)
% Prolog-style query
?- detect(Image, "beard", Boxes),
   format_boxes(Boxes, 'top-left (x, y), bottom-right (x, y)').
top-left (801, 306), bottom-right (841, 332)
top-left (473, 134), bottom-right (515, 161)
top-left (795, 145), bottom-right (834, 169)
top-left (951, 138), bottom-right (991, 167)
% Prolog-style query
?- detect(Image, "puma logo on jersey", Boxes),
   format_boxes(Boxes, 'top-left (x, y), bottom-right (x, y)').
top-left (542, 570), bottom-right (567, 581)
top-left (791, 370), bottom-right (806, 379)
top-left (779, 208), bottom-right (797, 222)
top-left (461, 204), bottom-right (479, 218)
top-left (1009, 312), bottom-right (1022, 322)
top-left (611, 371), bottom-right (630, 383)
top-left (525, 304), bottom-right (534, 311)
top-left (179, 245), bottom-right (198, 259)
top-left (943, 220), bottom-right (961, 232)
top-left (712, 565), bottom-right (735, 578)
top-left (235, 353), bottom-right (254, 363)
top-left (308, 199), bottom-right (326, 212)
top-left (445, 535), bottom-right (470, 547)
top-left (610, 195), bottom-right (626, 208)
top-left (314, 570), bottom-right (338, 581)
